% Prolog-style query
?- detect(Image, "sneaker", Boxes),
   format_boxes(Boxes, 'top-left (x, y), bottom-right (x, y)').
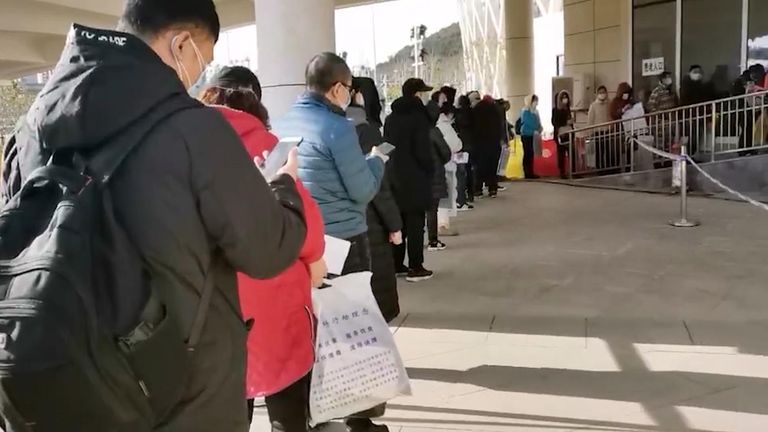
top-left (406, 266), bottom-right (434, 282)
top-left (427, 241), bottom-right (447, 251)
top-left (497, 185), bottom-right (507, 192)
top-left (395, 265), bottom-right (410, 277)
top-left (346, 418), bottom-right (390, 432)
top-left (457, 203), bottom-right (474, 212)
top-left (489, 192), bottom-right (498, 199)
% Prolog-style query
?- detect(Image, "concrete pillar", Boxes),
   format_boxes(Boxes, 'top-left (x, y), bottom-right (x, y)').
top-left (255, 0), bottom-right (336, 118)
top-left (504, 0), bottom-right (534, 116)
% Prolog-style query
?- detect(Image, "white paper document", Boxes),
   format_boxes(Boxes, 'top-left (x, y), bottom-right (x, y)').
top-left (323, 235), bottom-right (351, 276)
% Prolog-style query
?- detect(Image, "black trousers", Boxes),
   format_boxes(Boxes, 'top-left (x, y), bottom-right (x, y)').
top-left (394, 210), bottom-right (426, 269)
top-left (465, 157), bottom-right (476, 202)
top-left (426, 199), bottom-right (440, 244)
top-left (341, 233), bottom-right (372, 275)
top-left (521, 136), bottom-right (535, 179)
top-left (455, 164), bottom-right (468, 206)
top-left (556, 142), bottom-right (569, 178)
top-left (247, 373), bottom-right (312, 432)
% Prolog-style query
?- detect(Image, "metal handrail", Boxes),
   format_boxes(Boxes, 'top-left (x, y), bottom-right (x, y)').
top-left (564, 89), bottom-right (768, 180)
top-left (569, 90), bottom-right (768, 136)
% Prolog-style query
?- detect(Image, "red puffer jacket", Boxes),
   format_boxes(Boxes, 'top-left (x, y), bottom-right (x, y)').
top-left (216, 106), bottom-right (324, 398)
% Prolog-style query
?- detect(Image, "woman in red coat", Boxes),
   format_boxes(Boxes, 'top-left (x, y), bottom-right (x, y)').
top-left (200, 66), bottom-right (326, 432)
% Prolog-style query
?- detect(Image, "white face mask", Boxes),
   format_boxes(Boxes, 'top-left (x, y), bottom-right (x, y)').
top-left (171, 36), bottom-right (207, 90)
top-left (531, 102), bottom-right (538, 110)
top-left (420, 93), bottom-right (431, 106)
top-left (340, 85), bottom-right (352, 111)
top-left (622, 93), bottom-right (630, 101)
top-left (663, 78), bottom-right (673, 87)
top-left (562, 98), bottom-right (569, 104)
top-left (690, 72), bottom-right (703, 82)
top-left (598, 93), bottom-right (607, 101)
top-left (353, 92), bottom-right (365, 107)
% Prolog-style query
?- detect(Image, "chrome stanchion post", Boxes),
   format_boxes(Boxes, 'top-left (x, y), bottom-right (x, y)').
top-left (568, 131), bottom-right (574, 181)
top-left (670, 144), bottom-right (700, 228)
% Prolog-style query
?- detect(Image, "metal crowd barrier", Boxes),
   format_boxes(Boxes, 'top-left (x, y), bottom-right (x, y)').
top-left (562, 91), bottom-right (768, 228)
top-left (564, 90), bottom-right (768, 179)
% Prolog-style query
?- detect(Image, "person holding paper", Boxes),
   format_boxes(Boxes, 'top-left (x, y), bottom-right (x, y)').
top-left (274, 52), bottom-right (389, 432)
top-left (348, 77), bottom-right (403, 323)
top-left (200, 66), bottom-right (327, 432)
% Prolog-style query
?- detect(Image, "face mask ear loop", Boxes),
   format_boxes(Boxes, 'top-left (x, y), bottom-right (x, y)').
top-left (171, 36), bottom-right (192, 88)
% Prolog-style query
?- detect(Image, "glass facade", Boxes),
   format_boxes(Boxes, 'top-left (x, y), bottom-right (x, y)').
top-left (633, 0), bottom-right (676, 102)
top-left (748, 0), bottom-right (768, 70)
top-left (682, 0), bottom-right (742, 96)
top-left (633, 0), bottom-right (768, 100)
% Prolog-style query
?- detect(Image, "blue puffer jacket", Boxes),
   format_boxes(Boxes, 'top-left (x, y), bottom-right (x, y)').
top-left (274, 93), bottom-right (385, 239)
top-left (519, 107), bottom-right (542, 137)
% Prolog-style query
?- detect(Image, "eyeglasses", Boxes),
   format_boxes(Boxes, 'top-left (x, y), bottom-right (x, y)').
top-left (338, 82), bottom-right (353, 92)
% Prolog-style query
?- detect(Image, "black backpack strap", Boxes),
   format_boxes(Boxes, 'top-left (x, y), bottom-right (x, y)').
top-left (83, 96), bottom-right (215, 349)
top-left (187, 267), bottom-right (214, 352)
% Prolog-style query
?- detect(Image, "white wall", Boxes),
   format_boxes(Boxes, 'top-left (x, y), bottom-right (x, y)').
top-left (534, 11), bottom-right (564, 133)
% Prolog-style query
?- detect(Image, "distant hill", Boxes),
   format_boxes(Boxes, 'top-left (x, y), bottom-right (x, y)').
top-left (358, 23), bottom-right (464, 100)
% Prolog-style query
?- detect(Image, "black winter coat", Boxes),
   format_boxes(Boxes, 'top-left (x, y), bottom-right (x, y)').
top-left (681, 78), bottom-right (715, 106)
top-left (384, 96), bottom-right (435, 212)
top-left (472, 100), bottom-right (503, 156)
top-left (552, 107), bottom-right (572, 145)
top-left (1, 25), bottom-right (306, 432)
top-left (429, 128), bottom-right (452, 201)
top-left (348, 106), bottom-right (401, 322)
top-left (455, 106), bottom-right (475, 153)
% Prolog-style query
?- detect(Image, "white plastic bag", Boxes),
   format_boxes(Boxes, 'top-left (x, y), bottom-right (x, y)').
top-left (309, 272), bottom-right (411, 425)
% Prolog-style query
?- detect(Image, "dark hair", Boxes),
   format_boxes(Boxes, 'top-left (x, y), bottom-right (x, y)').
top-left (431, 91), bottom-right (443, 103)
top-left (440, 86), bottom-right (457, 106)
top-left (689, 65), bottom-right (703, 72)
top-left (352, 77), bottom-right (382, 127)
top-left (458, 95), bottom-right (471, 109)
top-left (439, 102), bottom-right (455, 116)
top-left (306, 52), bottom-right (352, 93)
top-left (118, 0), bottom-right (221, 41)
top-left (659, 71), bottom-right (673, 81)
top-left (199, 66), bottom-right (270, 127)
top-left (597, 85), bottom-right (608, 93)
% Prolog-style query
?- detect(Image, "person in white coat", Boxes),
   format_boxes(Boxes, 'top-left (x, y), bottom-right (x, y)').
top-left (435, 104), bottom-right (463, 237)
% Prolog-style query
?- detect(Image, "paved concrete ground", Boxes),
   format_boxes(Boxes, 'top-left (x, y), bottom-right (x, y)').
top-left (252, 183), bottom-right (768, 432)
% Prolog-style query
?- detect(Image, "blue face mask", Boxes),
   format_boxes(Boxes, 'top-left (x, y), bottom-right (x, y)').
top-left (172, 36), bottom-right (208, 91)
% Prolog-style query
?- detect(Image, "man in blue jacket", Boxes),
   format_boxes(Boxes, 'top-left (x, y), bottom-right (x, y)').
top-left (274, 52), bottom-right (386, 269)
top-left (274, 51), bottom-right (388, 432)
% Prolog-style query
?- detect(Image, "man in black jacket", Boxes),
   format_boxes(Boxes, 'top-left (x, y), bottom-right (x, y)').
top-left (1, 1), bottom-right (306, 430)
top-left (472, 96), bottom-right (504, 197)
top-left (384, 78), bottom-right (435, 282)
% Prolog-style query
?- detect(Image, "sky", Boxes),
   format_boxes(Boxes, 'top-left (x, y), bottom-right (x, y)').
top-left (213, 0), bottom-right (460, 70)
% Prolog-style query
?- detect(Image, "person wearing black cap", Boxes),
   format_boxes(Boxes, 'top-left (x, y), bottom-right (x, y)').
top-left (384, 78), bottom-right (436, 282)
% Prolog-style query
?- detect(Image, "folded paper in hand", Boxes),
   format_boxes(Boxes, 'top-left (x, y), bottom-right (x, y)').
top-left (323, 235), bottom-right (351, 276)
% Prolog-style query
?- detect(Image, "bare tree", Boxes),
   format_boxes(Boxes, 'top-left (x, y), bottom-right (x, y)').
top-left (0, 81), bottom-right (36, 136)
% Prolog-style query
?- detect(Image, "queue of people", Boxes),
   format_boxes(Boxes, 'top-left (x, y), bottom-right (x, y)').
top-left (0, 1), bottom-right (522, 431)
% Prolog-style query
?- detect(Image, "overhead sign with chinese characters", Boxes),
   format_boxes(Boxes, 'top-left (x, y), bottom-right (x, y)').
top-left (642, 57), bottom-right (665, 77)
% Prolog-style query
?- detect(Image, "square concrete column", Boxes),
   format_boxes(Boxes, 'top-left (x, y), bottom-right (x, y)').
top-left (504, 0), bottom-right (534, 116)
top-left (255, 0), bottom-right (336, 118)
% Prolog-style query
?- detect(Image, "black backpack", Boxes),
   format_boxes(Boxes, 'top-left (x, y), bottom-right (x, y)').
top-left (0, 99), bottom-right (209, 432)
